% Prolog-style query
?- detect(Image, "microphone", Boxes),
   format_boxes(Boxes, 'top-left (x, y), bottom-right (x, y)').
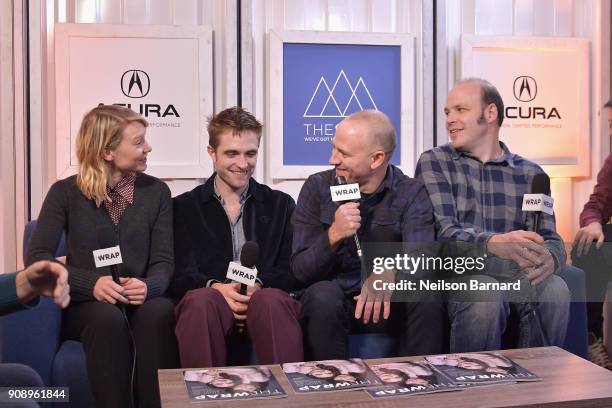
top-left (93, 225), bottom-right (122, 285)
top-left (520, 172), bottom-right (553, 346)
top-left (522, 172), bottom-right (554, 233)
top-left (332, 175), bottom-right (363, 259)
top-left (225, 241), bottom-right (259, 295)
top-left (239, 241), bottom-right (259, 295)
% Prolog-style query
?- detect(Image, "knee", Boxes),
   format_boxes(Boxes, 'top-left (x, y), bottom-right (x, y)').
top-left (250, 288), bottom-right (291, 309)
top-left (449, 284), bottom-right (506, 327)
top-left (300, 281), bottom-right (344, 318)
top-left (460, 301), bottom-right (504, 321)
top-left (0, 364), bottom-right (43, 387)
top-left (176, 287), bottom-right (224, 320)
top-left (86, 302), bottom-right (128, 333)
top-left (539, 274), bottom-right (571, 304)
top-left (138, 297), bottom-right (176, 325)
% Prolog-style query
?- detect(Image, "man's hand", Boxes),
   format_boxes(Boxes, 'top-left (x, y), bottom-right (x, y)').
top-left (328, 202), bottom-right (361, 248)
top-left (15, 260), bottom-right (70, 308)
top-left (119, 277), bottom-right (148, 305)
top-left (354, 268), bottom-right (394, 324)
top-left (525, 247), bottom-right (556, 286)
top-left (573, 221), bottom-right (604, 256)
top-left (246, 282), bottom-right (262, 297)
top-left (487, 231), bottom-right (544, 271)
top-left (93, 276), bottom-right (128, 304)
top-left (211, 282), bottom-right (251, 320)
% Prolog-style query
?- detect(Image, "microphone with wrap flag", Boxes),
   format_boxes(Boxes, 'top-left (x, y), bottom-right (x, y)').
top-left (93, 225), bottom-right (124, 293)
top-left (93, 224), bottom-right (135, 408)
top-left (520, 172), bottom-right (554, 346)
top-left (225, 241), bottom-right (259, 334)
top-left (332, 175), bottom-right (363, 259)
top-left (225, 241), bottom-right (260, 295)
top-left (522, 172), bottom-right (554, 231)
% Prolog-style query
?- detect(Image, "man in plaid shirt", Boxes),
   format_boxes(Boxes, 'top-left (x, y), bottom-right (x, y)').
top-left (415, 78), bottom-right (570, 352)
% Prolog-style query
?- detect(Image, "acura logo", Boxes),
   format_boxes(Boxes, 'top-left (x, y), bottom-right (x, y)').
top-left (513, 76), bottom-right (537, 102)
top-left (121, 70), bottom-right (150, 98)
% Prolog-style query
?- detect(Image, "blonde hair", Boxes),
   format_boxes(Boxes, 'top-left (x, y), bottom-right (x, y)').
top-left (76, 105), bottom-right (147, 202)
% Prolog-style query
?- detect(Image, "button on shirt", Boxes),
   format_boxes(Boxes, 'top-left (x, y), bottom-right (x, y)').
top-left (414, 142), bottom-right (565, 268)
top-left (213, 177), bottom-right (251, 262)
top-left (291, 165), bottom-right (436, 293)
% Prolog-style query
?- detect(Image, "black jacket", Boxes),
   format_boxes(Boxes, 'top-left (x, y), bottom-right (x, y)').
top-left (169, 175), bottom-right (300, 301)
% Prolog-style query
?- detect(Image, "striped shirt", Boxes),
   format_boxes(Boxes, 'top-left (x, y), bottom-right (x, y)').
top-left (414, 142), bottom-right (565, 268)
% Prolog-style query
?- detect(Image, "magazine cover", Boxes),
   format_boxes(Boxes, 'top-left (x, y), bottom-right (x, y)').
top-left (282, 359), bottom-right (381, 393)
top-left (425, 352), bottom-right (540, 385)
top-left (366, 360), bottom-right (463, 399)
top-left (183, 366), bottom-right (287, 402)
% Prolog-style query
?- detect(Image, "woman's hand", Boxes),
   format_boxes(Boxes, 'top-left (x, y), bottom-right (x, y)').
top-left (93, 276), bottom-right (128, 304)
top-left (119, 277), bottom-right (148, 305)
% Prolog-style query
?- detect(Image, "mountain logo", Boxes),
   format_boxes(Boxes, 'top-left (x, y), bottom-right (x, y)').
top-left (303, 70), bottom-right (378, 118)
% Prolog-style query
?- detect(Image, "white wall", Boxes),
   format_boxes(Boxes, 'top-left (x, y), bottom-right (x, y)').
top-left (21, 0), bottom-right (611, 251)
top-left (440, 0), bottom-right (610, 242)
top-left (29, 0), bottom-right (242, 219)
top-left (1, 1), bottom-right (27, 270)
top-left (244, 0), bottom-right (431, 199)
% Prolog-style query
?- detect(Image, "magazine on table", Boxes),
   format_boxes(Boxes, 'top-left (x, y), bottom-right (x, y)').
top-left (282, 358), bottom-right (381, 393)
top-left (183, 366), bottom-right (287, 402)
top-left (366, 360), bottom-right (463, 399)
top-left (425, 352), bottom-right (540, 385)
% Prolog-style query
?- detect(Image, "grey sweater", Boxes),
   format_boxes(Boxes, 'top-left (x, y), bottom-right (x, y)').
top-left (27, 174), bottom-right (173, 302)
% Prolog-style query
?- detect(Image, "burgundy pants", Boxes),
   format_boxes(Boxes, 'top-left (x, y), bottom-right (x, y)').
top-left (175, 287), bottom-right (302, 367)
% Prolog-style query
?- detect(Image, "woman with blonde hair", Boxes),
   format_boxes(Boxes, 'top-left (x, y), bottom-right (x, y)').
top-left (27, 105), bottom-right (179, 407)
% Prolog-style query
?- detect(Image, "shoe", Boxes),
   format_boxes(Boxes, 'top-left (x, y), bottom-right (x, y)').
top-left (588, 332), bottom-right (612, 370)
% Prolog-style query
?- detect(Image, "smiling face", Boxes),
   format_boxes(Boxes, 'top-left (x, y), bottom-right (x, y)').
top-left (104, 121), bottom-right (151, 175)
top-left (208, 129), bottom-right (259, 193)
top-left (444, 81), bottom-right (495, 153)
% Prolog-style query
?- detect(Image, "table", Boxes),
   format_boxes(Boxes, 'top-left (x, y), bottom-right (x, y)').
top-left (159, 347), bottom-right (612, 407)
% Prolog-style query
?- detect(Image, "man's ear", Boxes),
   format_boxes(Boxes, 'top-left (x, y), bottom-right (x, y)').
top-left (370, 150), bottom-right (387, 170)
top-left (207, 145), bottom-right (216, 163)
top-left (487, 103), bottom-right (499, 125)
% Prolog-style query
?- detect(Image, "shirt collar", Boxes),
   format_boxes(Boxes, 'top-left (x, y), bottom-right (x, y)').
top-left (449, 141), bottom-right (516, 168)
top-left (213, 175), bottom-right (250, 206)
top-left (98, 173), bottom-right (137, 207)
top-left (363, 165), bottom-right (394, 198)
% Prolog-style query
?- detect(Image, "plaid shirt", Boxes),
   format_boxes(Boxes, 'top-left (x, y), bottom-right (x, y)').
top-left (291, 165), bottom-right (436, 291)
top-left (414, 142), bottom-right (565, 268)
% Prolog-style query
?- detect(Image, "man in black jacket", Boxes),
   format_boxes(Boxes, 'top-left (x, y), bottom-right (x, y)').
top-left (169, 107), bottom-right (302, 367)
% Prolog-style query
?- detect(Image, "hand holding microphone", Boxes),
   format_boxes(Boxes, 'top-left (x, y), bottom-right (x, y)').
top-left (328, 203), bottom-right (362, 248)
top-left (329, 176), bottom-right (363, 256)
top-left (93, 225), bottom-right (128, 305)
top-left (487, 172), bottom-right (555, 282)
top-left (214, 241), bottom-right (260, 321)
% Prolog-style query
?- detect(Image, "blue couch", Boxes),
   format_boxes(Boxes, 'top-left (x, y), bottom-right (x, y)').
top-left (0, 221), bottom-right (94, 407)
top-left (1, 221), bottom-right (589, 408)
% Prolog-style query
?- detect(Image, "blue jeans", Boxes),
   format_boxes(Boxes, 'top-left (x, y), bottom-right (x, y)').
top-left (446, 267), bottom-right (571, 352)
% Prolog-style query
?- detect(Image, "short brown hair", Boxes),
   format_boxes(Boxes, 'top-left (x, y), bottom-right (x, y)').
top-left (605, 99), bottom-right (612, 109)
top-left (207, 107), bottom-right (263, 149)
